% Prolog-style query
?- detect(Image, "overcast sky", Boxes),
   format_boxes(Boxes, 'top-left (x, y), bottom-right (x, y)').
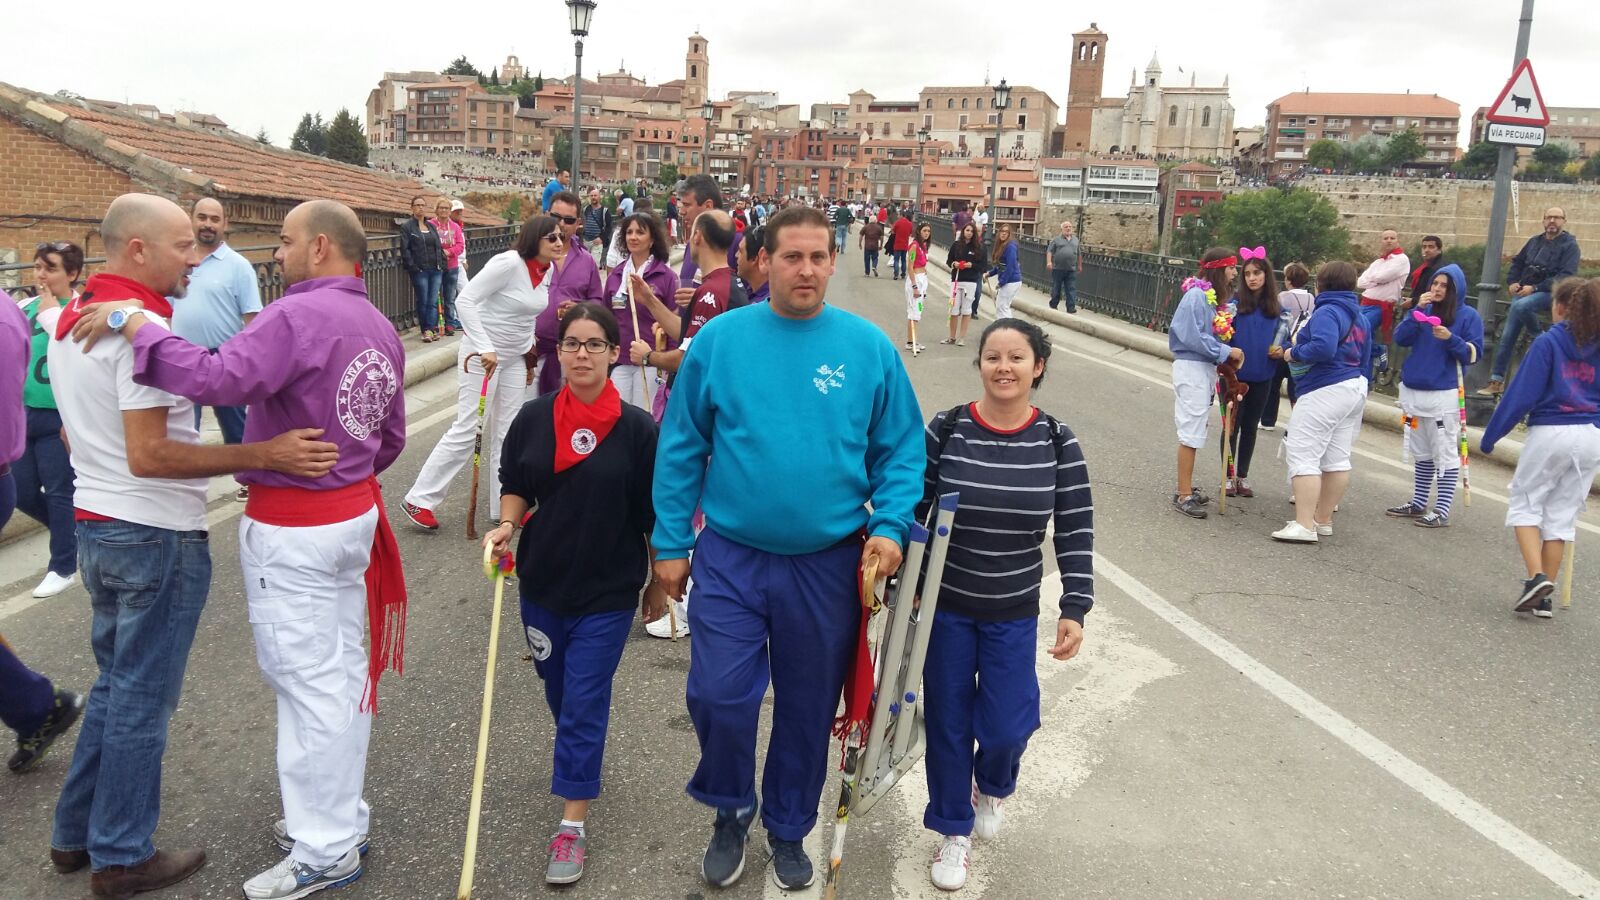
top-left (2, 1), bottom-right (1594, 151)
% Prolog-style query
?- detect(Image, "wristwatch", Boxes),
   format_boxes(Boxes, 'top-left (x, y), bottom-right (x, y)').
top-left (107, 307), bottom-right (138, 332)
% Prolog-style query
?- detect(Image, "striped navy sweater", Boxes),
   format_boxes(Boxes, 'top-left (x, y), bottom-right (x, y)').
top-left (914, 404), bottom-right (1095, 624)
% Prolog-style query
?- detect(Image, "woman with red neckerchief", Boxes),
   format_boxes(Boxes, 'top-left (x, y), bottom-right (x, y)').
top-left (483, 303), bottom-right (665, 886)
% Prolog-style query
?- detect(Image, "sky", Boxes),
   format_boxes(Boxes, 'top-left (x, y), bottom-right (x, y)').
top-left (1, 1), bottom-right (1595, 151)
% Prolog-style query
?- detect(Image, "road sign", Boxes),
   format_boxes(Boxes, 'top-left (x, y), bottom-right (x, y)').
top-left (1486, 122), bottom-right (1547, 148)
top-left (1485, 58), bottom-right (1549, 127)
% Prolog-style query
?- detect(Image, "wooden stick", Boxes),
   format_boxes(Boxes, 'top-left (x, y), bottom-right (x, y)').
top-left (458, 544), bottom-right (508, 899)
top-left (1218, 392), bottom-right (1231, 515)
top-left (624, 274), bottom-right (649, 409)
top-left (1562, 539), bottom-right (1575, 610)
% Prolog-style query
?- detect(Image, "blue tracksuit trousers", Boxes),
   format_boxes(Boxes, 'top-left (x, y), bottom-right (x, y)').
top-left (519, 600), bottom-right (634, 801)
top-left (684, 527), bottom-right (859, 841)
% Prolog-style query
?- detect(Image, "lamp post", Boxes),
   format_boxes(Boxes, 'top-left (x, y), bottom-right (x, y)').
top-left (702, 99), bottom-right (715, 182)
top-left (985, 79), bottom-right (1011, 238)
top-left (916, 126), bottom-right (929, 213)
top-left (566, 0), bottom-right (595, 187)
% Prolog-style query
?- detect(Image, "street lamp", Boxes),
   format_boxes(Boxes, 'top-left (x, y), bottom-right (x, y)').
top-left (916, 126), bottom-right (929, 213)
top-left (702, 99), bottom-right (715, 182)
top-left (566, 0), bottom-right (596, 187)
top-left (986, 79), bottom-right (1011, 236)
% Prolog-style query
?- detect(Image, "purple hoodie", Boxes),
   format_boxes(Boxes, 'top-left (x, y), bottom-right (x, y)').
top-left (130, 275), bottom-right (407, 488)
top-left (604, 256), bottom-right (680, 353)
top-left (1482, 321), bottom-right (1600, 453)
top-left (0, 298), bottom-right (28, 465)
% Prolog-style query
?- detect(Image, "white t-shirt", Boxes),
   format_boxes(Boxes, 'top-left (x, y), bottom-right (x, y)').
top-left (44, 308), bottom-right (208, 531)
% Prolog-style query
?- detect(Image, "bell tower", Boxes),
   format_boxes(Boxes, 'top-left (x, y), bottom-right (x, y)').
top-left (684, 34), bottom-right (710, 111)
top-left (1065, 23), bottom-right (1107, 154)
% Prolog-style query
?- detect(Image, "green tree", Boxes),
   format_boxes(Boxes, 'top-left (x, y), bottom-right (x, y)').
top-left (1453, 141), bottom-right (1499, 179)
top-left (444, 56), bottom-right (480, 76)
top-left (1170, 212), bottom-right (1219, 260)
top-left (325, 108), bottom-right (369, 167)
top-left (1580, 153), bottom-right (1600, 182)
top-left (1343, 133), bottom-right (1387, 173)
top-left (1215, 187), bottom-right (1348, 267)
top-left (505, 196), bottom-right (522, 224)
top-left (1381, 128), bottom-right (1425, 170)
top-left (552, 132), bottom-right (573, 173)
top-left (656, 162), bottom-right (680, 187)
top-left (1532, 141), bottom-right (1574, 167)
top-left (534, 72), bottom-right (544, 92)
top-left (1305, 139), bottom-right (1345, 172)
top-left (290, 113), bottom-right (327, 156)
top-left (489, 67), bottom-right (500, 86)
top-left (254, 127), bottom-right (271, 145)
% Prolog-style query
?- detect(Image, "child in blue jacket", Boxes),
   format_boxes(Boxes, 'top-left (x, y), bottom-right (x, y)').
top-left (1223, 252), bottom-right (1283, 498)
top-left (1482, 277), bottom-right (1600, 618)
top-left (1386, 263), bottom-right (1484, 527)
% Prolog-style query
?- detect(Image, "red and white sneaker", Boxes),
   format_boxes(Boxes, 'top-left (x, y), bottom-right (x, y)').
top-left (972, 784), bottom-right (1005, 839)
top-left (402, 502), bottom-right (439, 531)
top-left (930, 834), bottom-right (970, 891)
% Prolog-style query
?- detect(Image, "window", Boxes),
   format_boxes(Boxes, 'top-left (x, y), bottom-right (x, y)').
top-left (977, 98), bottom-right (984, 110)
top-left (1078, 42), bottom-right (1087, 61)
top-left (947, 98), bottom-right (955, 109)
top-left (1202, 106), bottom-right (1211, 127)
top-left (988, 114), bottom-right (997, 125)
top-left (691, 64), bottom-right (698, 78)
top-left (1017, 114), bottom-right (1027, 130)
top-left (1307, 117), bottom-right (1317, 125)
top-left (1169, 106), bottom-right (1178, 127)
top-left (882, 122), bottom-right (890, 134)
top-left (959, 114), bottom-right (968, 130)
top-left (856, 104), bottom-right (862, 112)
top-left (925, 99), bottom-right (933, 110)
top-left (923, 114), bottom-right (933, 129)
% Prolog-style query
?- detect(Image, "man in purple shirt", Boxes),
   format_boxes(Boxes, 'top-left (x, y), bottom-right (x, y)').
top-left (533, 191), bottom-right (604, 396)
top-left (72, 199), bottom-right (407, 899)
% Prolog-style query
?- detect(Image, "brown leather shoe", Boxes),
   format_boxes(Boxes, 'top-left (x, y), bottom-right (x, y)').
top-left (50, 847), bottom-right (89, 873)
top-left (90, 848), bottom-right (206, 900)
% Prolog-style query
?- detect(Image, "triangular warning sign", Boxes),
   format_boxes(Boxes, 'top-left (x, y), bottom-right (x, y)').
top-left (1486, 59), bottom-right (1549, 127)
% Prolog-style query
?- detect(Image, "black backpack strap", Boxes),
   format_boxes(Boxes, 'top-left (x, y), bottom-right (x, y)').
top-left (926, 403), bottom-right (968, 497)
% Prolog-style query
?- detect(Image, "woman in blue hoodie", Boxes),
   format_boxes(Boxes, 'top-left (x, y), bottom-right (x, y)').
top-left (985, 224), bottom-right (1023, 319)
top-left (1385, 264), bottom-right (1484, 528)
top-left (1223, 251), bottom-right (1283, 498)
top-left (1483, 277), bottom-right (1600, 618)
top-left (1273, 260), bottom-right (1372, 543)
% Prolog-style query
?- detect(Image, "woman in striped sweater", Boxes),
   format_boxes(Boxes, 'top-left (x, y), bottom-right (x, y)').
top-left (915, 319), bottom-right (1094, 892)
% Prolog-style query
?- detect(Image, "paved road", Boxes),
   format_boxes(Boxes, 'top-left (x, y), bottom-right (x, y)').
top-left (2, 249), bottom-right (1598, 900)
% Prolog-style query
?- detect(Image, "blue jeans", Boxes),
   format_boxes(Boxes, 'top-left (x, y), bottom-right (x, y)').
top-left (520, 601), bottom-right (633, 800)
top-left (863, 249), bottom-right (880, 275)
top-left (440, 267), bottom-right (461, 329)
top-left (52, 520), bottom-right (210, 870)
top-left (834, 224), bottom-right (849, 253)
top-left (14, 407), bottom-right (77, 575)
top-left (191, 403), bottom-right (247, 446)
top-left (410, 269), bottom-right (443, 333)
top-left (1492, 290), bottom-right (1554, 381)
top-left (890, 249), bottom-right (907, 280)
top-left (1360, 304), bottom-right (1387, 380)
top-left (921, 611), bottom-right (1040, 836)
top-left (1051, 269), bottom-right (1078, 310)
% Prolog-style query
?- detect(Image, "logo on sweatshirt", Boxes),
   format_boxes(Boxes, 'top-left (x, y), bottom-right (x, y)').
top-left (813, 363), bottom-right (846, 395)
top-left (336, 349), bottom-right (399, 441)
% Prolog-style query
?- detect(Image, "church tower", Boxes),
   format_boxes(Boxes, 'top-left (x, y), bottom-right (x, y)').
top-left (1065, 23), bottom-right (1107, 154)
top-left (684, 34), bottom-right (710, 111)
top-left (1137, 52), bottom-right (1162, 154)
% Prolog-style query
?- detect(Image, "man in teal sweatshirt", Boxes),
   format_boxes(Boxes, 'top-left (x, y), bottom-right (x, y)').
top-left (652, 205), bottom-right (924, 891)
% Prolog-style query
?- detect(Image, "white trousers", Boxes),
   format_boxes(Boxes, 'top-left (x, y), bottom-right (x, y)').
top-left (1507, 424), bottom-right (1600, 541)
top-left (1399, 385), bottom-right (1460, 466)
top-left (1172, 359), bottom-right (1216, 449)
top-left (406, 346), bottom-right (527, 517)
top-left (995, 281), bottom-right (1022, 319)
top-left (240, 507), bottom-right (378, 867)
top-left (611, 363), bottom-right (661, 411)
top-left (905, 273), bottom-right (927, 321)
top-left (951, 281), bottom-right (976, 316)
top-left (1284, 377), bottom-right (1367, 477)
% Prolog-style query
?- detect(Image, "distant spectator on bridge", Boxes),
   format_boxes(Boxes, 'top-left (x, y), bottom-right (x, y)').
top-left (400, 195), bottom-right (445, 342)
top-left (889, 209), bottom-right (913, 280)
top-left (172, 198), bottom-right (261, 457)
top-left (616, 189), bottom-right (634, 218)
top-left (1046, 221), bottom-right (1081, 313)
top-left (543, 169), bottom-right (570, 212)
top-left (1486, 208), bottom-right (1582, 395)
top-left (583, 189), bottom-right (614, 269)
top-left (1355, 229), bottom-right (1409, 382)
top-left (432, 199), bottom-right (465, 337)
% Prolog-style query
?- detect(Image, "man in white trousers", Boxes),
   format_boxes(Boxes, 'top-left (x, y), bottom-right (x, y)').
top-left (71, 198), bottom-right (408, 899)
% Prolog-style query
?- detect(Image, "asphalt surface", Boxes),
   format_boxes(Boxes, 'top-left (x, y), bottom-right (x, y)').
top-left (2, 240), bottom-right (1598, 900)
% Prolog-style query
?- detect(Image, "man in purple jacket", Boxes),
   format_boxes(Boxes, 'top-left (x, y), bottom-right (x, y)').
top-left (72, 199), bottom-right (408, 900)
top-left (533, 191), bottom-right (604, 396)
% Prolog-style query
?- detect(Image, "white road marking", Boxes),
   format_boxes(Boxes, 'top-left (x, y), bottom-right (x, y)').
top-left (1094, 552), bottom-right (1600, 898)
top-left (0, 403), bottom-right (462, 623)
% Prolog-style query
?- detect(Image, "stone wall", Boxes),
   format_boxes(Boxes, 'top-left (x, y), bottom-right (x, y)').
top-left (1039, 201), bottom-right (1160, 253)
top-left (1286, 175), bottom-right (1600, 261)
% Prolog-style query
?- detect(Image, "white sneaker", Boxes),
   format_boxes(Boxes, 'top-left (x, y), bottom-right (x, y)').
top-left (972, 788), bottom-right (1004, 840)
top-left (1271, 521), bottom-right (1319, 543)
top-left (930, 835), bottom-right (971, 891)
top-left (645, 599), bottom-right (690, 639)
top-left (243, 848), bottom-right (362, 899)
top-left (1314, 520), bottom-right (1334, 537)
top-left (31, 571), bottom-right (76, 598)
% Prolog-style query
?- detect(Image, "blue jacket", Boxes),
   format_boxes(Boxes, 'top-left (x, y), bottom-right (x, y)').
top-left (1394, 265), bottom-right (1484, 391)
top-left (986, 242), bottom-right (1021, 285)
top-left (1290, 290), bottom-right (1371, 396)
top-left (1507, 231), bottom-right (1581, 295)
top-left (1228, 300), bottom-right (1280, 383)
top-left (1168, 286), bottom-right (1231, 364)
top-left (1482, 321), bottom-right (1600, 452)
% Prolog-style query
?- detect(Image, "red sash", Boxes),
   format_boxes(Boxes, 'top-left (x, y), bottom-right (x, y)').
top-left (53, 273), bottom-right (173, 339)
top-left (553, 381), bottom-right (622, 473)
top-left (246, 478), bottom-right (407, 713)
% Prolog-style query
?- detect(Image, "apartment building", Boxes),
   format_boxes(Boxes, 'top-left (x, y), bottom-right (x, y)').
top-left (1265, 91), bottom-right (1461, 173)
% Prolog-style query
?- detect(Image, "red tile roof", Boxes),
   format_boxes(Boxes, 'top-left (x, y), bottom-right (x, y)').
top-left (1269, 92), bottom-right (1459, 118)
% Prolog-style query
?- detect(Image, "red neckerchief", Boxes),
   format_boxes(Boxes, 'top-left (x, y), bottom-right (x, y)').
top-left (1382, 247), bottom-right (1405, 259)
top-left (526, 258), bottom-right (551, 290)
top-left (553, 380), bottom-right (622, 473)
top-left (54, 273), bottom-right (175, 339)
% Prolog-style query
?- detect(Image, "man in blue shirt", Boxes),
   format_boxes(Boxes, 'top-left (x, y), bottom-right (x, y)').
top-left (615, 188), bottom-right (634, 218)
top-left (170, 198), bottom-right (261, 465)
top-left (541, 170), bottom-right (569, 212)
top-left (1486, 207), bottom-right (1582, 394)
top-left (653, 206), bottom-right (923, 891)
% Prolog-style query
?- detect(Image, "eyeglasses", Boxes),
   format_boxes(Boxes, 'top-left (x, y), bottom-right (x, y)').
top-left (558, 338), bottom-right (614, 354)
top-left (554, 215), bottom-right (579, 225)
top-left (542, 233), bottom-right (565, 244)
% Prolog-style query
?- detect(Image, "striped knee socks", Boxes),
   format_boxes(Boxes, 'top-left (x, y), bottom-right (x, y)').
top-left (1411, 459), bottom-right (1436, 510)
top-left (1435, 469), bottom-right (1458, 518)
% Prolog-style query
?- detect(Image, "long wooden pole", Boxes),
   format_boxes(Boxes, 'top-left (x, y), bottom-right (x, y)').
top-left (457, 545), bottom-right (509, 899)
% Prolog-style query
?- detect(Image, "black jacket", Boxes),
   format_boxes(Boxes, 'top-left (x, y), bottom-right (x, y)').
top-left (399, 218), bottom-right (444, 272)
top-left (947, 241), bottom-right (987, 284)
top-left (1507, 231), bottom-right (1580, 295)
top-left (1408, 255), bottom-right (1448, 299)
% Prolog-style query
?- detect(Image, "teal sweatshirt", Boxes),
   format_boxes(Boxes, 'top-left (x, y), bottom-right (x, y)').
top-left (652, 301), bottom-right (925, 559)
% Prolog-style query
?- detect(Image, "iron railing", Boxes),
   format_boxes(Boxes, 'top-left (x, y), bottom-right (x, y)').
top-left (3, 226), bottom-right (519, 331)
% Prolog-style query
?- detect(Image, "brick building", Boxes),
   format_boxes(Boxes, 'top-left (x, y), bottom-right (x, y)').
top-left (1159, 161), bottom-right (1224, 229)
top-left (404, 81), bottom-right (518, 154)
top-left (0, 81), bottom-right (497, 280)
top-left (918, 85), bottom-right (1060, 158)
top-left (1265, 92), bottom-right (1461, 174)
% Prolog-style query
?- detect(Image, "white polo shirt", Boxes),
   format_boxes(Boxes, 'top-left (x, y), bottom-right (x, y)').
top-left (44, 307), bottom-right (208, 531)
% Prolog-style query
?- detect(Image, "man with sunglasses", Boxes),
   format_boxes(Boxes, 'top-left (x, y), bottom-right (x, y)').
top-left (532, 192), bottom-right (604, 397)
top-left (1486, 207), bottom-right (1581, 394)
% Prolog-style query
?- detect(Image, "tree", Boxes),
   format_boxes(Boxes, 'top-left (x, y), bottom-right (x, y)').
top-left (1305, 139), bottom-right (1346, 172)
top-left (254, 127), bottom-right (271, 145)
top-left (1381, 128), bottom-right (1424, 170)
top-left (1527, 140), bottom-right (1578, 182)
top-left (505, 196), bottom-right (522, 224)
top-left (1214, 187), bottom-right (1348, 267)
top-left (552, 132), bottom-right (573, 174)
top-left (289, 113), bottom-right (327, 156)
top-left (1453, 141), bottom-right (1499, 179)
top-left (489, 67), bottom-right (500, 86)
top-left (534, 72), bottom-right (544, 93)
top-left (656, 162), bottom-right (680, 187)
top-left (443, 56), bottom-right (480, 76)
top-left (1170, 212), bottom-right (1219, 260)
top-left (325, 108), bottom-right (369, 167)
top-left (1581, 152), bottom-right (1600, 182)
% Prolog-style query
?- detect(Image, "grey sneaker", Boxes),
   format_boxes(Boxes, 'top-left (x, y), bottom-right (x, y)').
top-left (1386, 503), bottom-right (1426, 518)
top-left (767, 835), bottom-right (815, 891)
top-left (1515, 575), bottom-right (1555, 613)
top-left (242, 848), bottom-right (361, 899)
top-left (272, 819), bottom-right (369, 857)
top-left (1534, 596), bottom-right (1555, 618)
top-left (1173, 493), bottom-right (1208, 519)
top-left (1415, 512), bottom-right (1450, 528)
top-left (702, 803), bottom-right (757, 887)
top-left (545, 826), bottom-right (586, 885)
